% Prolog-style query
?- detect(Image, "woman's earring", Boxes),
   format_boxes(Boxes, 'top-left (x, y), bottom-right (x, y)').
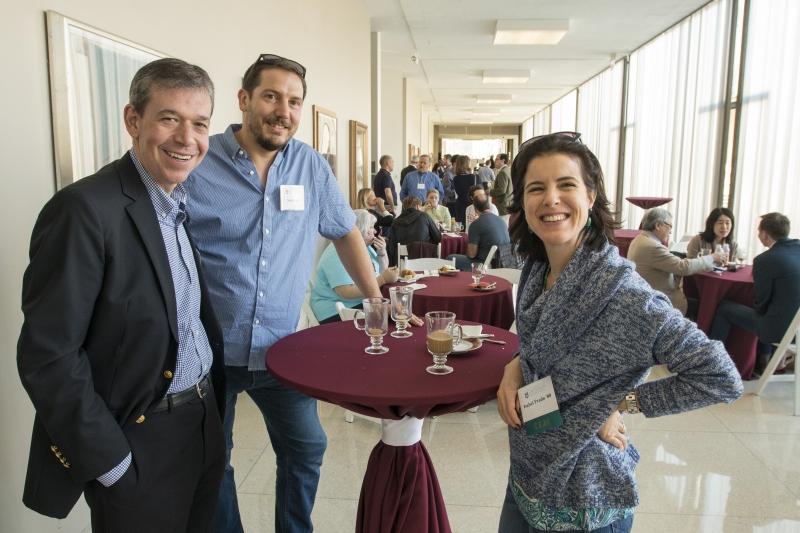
top-left (585, 208), bottom-right (593, 228)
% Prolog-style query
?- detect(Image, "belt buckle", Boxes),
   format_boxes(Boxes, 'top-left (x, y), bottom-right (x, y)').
top-left (195, 379), bottom-right (207, 399)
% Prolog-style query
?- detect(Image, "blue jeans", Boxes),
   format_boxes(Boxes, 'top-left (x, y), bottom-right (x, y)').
top-left (447, 253), bottom-right (475, 272)
top-left (214, 366), bottom-right (327, 533)
top-left (499, 484), bottom-right (634, 533)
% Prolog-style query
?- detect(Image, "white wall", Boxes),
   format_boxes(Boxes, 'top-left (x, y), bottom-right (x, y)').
top-left (0, 1), bottom-right (370, 531)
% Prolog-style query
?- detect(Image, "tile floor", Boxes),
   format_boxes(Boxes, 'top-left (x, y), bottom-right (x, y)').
top-left (230, 369), bottom-right (800, 533)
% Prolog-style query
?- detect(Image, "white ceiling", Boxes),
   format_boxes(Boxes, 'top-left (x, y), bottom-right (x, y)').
top-left (366, 0), bottom-right (713, 125)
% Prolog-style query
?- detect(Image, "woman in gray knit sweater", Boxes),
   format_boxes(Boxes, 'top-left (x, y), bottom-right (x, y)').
top-left (496, 133), bottom-right (743, 532)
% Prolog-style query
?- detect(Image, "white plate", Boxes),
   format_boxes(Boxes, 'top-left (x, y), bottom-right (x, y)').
top-left (452, 338), bottom-right (482, 354)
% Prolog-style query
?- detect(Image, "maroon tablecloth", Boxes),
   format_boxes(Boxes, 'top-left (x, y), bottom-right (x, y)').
top-left (266, 321), bottom-right (519, 533)
top-left (613, 229), bottom-right (642, 258)
top-left (382, 272), bottom-right (514, 329)
top-left (683, 266), bottom-right (758, 378)
top-left (625, 196), bottom-right (673, 209)
top-left (440, 233), bottom-right (468, 257)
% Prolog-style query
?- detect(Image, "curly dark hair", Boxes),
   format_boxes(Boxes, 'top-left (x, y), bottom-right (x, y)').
top-left (699, 207), bottom-right (736, 247)
top-left (509, 134), bottom-right (618, 262)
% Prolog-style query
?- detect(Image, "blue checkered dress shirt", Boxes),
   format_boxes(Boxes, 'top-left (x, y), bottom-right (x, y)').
top-left (97, 149), bottom-right (214, 487)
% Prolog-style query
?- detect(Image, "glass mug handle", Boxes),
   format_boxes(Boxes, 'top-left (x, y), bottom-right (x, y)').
top-left (353, 310), bottom-right (366, 331)
top-left (449, 323), bottom-right (463, 345)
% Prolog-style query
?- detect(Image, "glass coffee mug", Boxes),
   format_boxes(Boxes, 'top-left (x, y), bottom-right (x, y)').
top-left (389, 286), bottom-right (413, 338)
top-left (354, 298), bottom-right (390, 354)
top-left (424, 311), bottom-right (462, 375)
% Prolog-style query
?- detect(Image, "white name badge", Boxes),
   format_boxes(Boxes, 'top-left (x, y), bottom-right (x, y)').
top-left (517, 375), bottom-right (563, 436)
top-left (280, 185), bottom-right (305, 211)
top-left (417, 183), bottom-right (426, 190)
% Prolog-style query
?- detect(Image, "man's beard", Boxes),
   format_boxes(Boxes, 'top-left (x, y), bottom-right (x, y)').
top-left (249, 115), bottom-right (294, 152)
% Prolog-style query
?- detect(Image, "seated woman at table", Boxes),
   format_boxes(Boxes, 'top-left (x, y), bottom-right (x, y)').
top-left (687, 207), bottom-right (739, 261)
top-left (310, 209), bottom-right (399, 323)
top-left (388, 196), bottom-right (442, 266)
top-left (496, 133), bottom-right (742, 533)
top-left (356, 187), bottom-right (394, 232)
top-left (627, 208), bottom-right (725, 316)
top-left (421, 189), bottom-right (452, 228)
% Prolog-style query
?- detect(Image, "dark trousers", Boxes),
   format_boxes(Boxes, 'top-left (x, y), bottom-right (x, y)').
top-left (84, 386), bottom-right (225, 533)
top-left (709, 300), bottom-right (774, 355)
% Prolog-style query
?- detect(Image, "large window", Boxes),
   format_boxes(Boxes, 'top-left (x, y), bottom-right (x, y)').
top-left (441, 138), bottom-right (505, 162)
top-left (533, 107), bottom-right (550, 136)
top-left (521, 116), bottom-right (534, 143)
top-left (732, 0), bottom-right (800, 259)
top-left (621, 0), bottom-right (732, 236)
top-left (550, 90), bottom-right (577, 132)
top-left (577, 61), bottom-right (624, 211)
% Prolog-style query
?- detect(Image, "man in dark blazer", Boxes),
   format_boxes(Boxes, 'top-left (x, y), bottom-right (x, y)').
top-left (17, 58), bottom-right (226, 532)
top-left (710, 212), bottom-right (800, 369)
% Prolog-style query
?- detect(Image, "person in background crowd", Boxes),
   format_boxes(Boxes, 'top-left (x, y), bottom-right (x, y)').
top-left (710, 212), bottom-right (800, 374)
top-left (440, 154), bottom-right (458, 217)
top-left (310, 210), bottom-right (398, 323)
top-left (453, 154), bottom-right (481, 223)
top-left (388, 196), bottom-right (442, 266)
top-left (356, 187), bottom-right (394, 232)
top-left (490, 153), bottom-right (513, 222)
top-left (496, 132), bottom-right (742, 533)
top-left (687, 207), bottom-right (739, 261)
top-left (400, 155), bottom-right (419, 187)
top-left (627, 207), bottom-right (723, 316)
top-left (372, 154), bottom-right (396, 211)
top-left (186, 54), bottom-right (381, 533)
top-left (478, 160), bottom-right (495, 188)
top-left (465, 185), bottom-right (499, 232)
top-left (399, 154), bottom-right (444, 202)
top-left (422, 189), bottom-right (452, 228)
top-left (447, 191), bottom-right (510, 271)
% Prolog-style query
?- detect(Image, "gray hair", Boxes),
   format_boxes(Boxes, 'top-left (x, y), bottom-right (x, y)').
top-left (353, 209), bottom-right (377, 239)
top-left (410, 155), bottom-right (420, 164)
top-left (129, 58), bottom-right (215, 115)
top-left (641, 207), bottom-right (672, 231)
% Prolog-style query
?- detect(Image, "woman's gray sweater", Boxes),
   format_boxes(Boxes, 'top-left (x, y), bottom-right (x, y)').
top-left (510, 241), bottom-right (743, 509)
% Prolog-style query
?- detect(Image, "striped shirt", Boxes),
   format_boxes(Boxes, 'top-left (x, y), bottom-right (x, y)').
top-left (97, 149), bottom-right (213, 487)
top-left (186, 125), bottom-right (355, 369)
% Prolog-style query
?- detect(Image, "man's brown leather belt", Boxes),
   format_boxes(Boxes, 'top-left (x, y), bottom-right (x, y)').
top-left (153, 375), bottom-right (210, 413)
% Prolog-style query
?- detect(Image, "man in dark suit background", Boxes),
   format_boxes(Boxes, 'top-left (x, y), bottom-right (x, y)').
top-left (17, 58), bottom-right (226, 532)
top-left (710, 212), bottom-right (800, 371)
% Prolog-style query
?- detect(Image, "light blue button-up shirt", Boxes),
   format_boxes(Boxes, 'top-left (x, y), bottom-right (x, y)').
top-left (399, 170), bottom-right (444, 202)
top-left (186, 125), bottom-right (355, 370)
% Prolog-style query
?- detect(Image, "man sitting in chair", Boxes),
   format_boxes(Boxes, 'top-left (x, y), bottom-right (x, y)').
top-left (709, 212), bottom-right (800, 373)
top-left (447, 191), bottom-right (510, 271)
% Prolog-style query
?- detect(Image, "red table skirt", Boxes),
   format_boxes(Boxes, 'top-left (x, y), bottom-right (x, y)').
top-left (357, 442), bottom-right (451, 533)
top-left (440, 233), bottom-right (468, 257)
top-left (382, 272), bottom-right (514, 329)
top-left (683, 267), bottom-right (757, 378)
top-left (613, 229), bottom-right (642, 258)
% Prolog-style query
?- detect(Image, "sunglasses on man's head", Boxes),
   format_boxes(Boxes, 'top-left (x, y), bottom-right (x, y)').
top-left (519, 131), bottom-right (582, 152)
top-left (255, 53), bottom-right (306, 79)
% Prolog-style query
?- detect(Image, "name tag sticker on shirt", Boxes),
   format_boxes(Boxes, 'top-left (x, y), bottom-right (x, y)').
top-left (417, 183), bottom-right (426, 190)
top-left (280, 185), bottom-right (305, 211)
top-left (518, 375), bottom-right (563, 436)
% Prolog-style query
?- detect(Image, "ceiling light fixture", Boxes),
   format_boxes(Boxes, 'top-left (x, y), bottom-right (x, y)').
top-left (476, 94), bottom-right (513, 104)
top-left (493, 19), bottom-right (569, 46)
top-left (482, 70), bottom-right (530, 84)
top-left (473, 108), bottom-right (501, 116)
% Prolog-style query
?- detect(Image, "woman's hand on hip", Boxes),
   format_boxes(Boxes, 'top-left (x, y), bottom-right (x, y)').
top-left (497, 356), bottom-right (523, 429)
top-left (597, 410), bottom-right (627, 450)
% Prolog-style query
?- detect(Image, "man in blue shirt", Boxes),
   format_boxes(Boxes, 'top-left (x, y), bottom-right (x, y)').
top-left (186, 55), bottom-right (381, 533)
top-left (399, 154), bottom-right (444, 202)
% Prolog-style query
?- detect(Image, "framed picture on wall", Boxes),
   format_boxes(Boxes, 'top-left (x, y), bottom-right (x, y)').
top-left (349, 120), bottom-right (368, 206)
top-left (46, 11), bottom-right (165, 190)
top-left (313, 105), bottom-right (338, 177)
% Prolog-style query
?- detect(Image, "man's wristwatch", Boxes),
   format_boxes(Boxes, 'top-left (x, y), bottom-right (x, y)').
top-left (624, 391), bottom-right (640, 414)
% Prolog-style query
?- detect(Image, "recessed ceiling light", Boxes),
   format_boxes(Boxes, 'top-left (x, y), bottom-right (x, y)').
top-left (473, 108), bottom-right (501, 116)
top-left (476, 94), bottom-right (513, 104)
top-left (470, 121), bottom-right (492, 125)
top-left (483, 70), bottom-right (530, 84)
top-left (494, 19), bottom-right (569, 45)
